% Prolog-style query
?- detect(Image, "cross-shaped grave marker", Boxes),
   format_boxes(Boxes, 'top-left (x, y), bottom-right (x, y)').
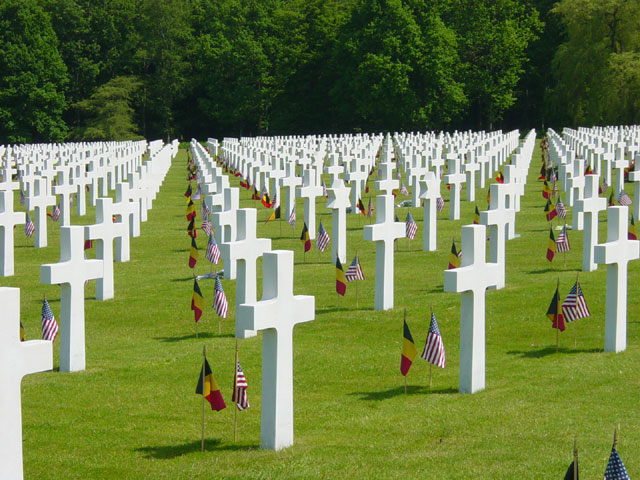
top-left (479, 183), bottom-right (514, 289)
top-left (212, 186), bottom-right (239, 244)
top-left (52, 167), bottom-right (76, 227)
top-left (576, 174), bottom-right (607, 272)
top-left (628, 153), bottom-right (640, 221)
top-left (237, 250), bottom-right (314, 450)
top-left (40, 226), bottom-right (103, 372)
top-left (344, 161), bottom-right (368, 213)
top-left (0, 189), bottom-right (25, 276)
top-left (326, 182), bottom-right (350, 264)
top-left (464, 157), bottom-right (480, 202)
top-left (443, 155), bottom-right (465, 220)
top-left (25, 177), bottom-right (56, 248)
top-left (418, 172), bottom-right (440, 251)
top-left (279, 162), bottom-right (302, 224)
top-left (594, 206), bottom-right (640, 353)
top-left (374, 161), bottom-right (399, 196)
top-left (0, 287), bottom-right (52, 480)
top-left (444, 224), bottom-right (501, 393)
top-left (296, 168), bottom-right (323, 240)
top-left (568, 159), bottom-right (585, 230)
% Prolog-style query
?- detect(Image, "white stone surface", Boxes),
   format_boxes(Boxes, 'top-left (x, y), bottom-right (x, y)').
top-left (443, 156), bottom-right (465, 220)
top-left (479, 184), bottom-right (514, 289)
top-left (418, 172), bottom-right (440, 251)
top-left (25, 177), bottom-right (55, 248)
top-left (326, 182), bottom-right (350, 264)
top-left (296, 169), bottom-right (322, 240)
top-left (576, 174), bottom-right (607, 272)
top-left (0, 189), bottom-right (25, 276)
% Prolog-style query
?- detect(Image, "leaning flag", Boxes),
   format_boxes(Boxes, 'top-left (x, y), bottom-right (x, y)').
top-left (186, 197), bottom-right (196, 220)
top-left (421, 312), bottom-right (445, 369)
top-left (187, 218), bottom-right (196, 238)
top-left (448, 240), bottom-right (460, 269)
top-left (336, 258), bottom-right (346, 296)
top-left (629, 216), bottom-right (637, 240)
top-left (265, 205), bottom-right (281, 224)
top-left (191, 279), bottom-right (205, 323)
top-left (201, 200), bottom-right (210, 219)
top-left (213, 276), bottom-right (228, 318)
top-left (345, 255), bottom-right (364, 281)
top-left (546, 285), bottom-right (565, 331)
top-left (399, 182), bottom-right (409, 196)
top-left (300, 222), bottom-right (311, 252)
top-left (617, 191), bottom-right (632, 206)
top-left (405, 212), bottom-right (417, 240)
top-left (232, 362), bottom-right (250, 411)
top-left (195, 357), bottom-right (226, 411)
top-left (24, 213), bottom-right (35, 238)
top-left (546, 228), bottom-right (556, 262)
top-left (473, 205), bottom-right (480, 225)
top-left (436, 196), bottom-right (445, 212)
top-left (604, 445), bottom-right (629, 480)
top-left (563, 459), bottom-right (578, 480)
top-left (316, 221), bottom-right (330, 252)
top-left (184, 183), bottom-right (192, 198)
top-left (584, 165), bottom-right (593, 175)
top-left (201, 219), bottom-right (212, 237)
top-left (608, 191), bottom-right (615, 206)
top-left (367, 197), bottom-right (374, 217)
top-left (556, 225), bottom-right (570, 253)
top-left (357, 198), bottom-right (366, 215)
top-left (288, 207), bottom-right (296, 227)
top-left (51, 204), bottom-right (60, 222)
top-left (496, 171), bottom-right (504, 183)
top-left (41, 298), bottom-right (58, 342)
top-left (545, 199), bottom-right (557, 221)
top-left (542, 180), bottom-right (551, 199)
top-left (205, 233), bottom-right (220, 264)
top-left (192, 184), bottom-right (201, 201)
top-left (261, 191), bottom-right (272, 208)
top-left (400, 319), bottom-right (418, 376)
top-left (189, 237), bottom-right (198, 269)
top-left (561, 281), bottom-right (590, 322)
top-left (20, 322), bottom-right (25, 341)
top-left (556, 198), bottom-right (567, 219)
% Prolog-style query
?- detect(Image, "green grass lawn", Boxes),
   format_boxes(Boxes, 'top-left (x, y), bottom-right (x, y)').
top-left (5, 142), bottom-right (640, 479)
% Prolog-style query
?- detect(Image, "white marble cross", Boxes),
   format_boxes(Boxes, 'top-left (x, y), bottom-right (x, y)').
top-left (279, 163), bottom-right (302, 224)
top-left (418, 172), bottom-right (440, 251)
top-left (52, 168), bottom-right (75, 226)
top-left (444, 224), bottom-right (501, 393)
top-left (374, 161), bottom-right (399, 196)
top-left (25, 177), bottom-right (56, 248)
top-left (40, 226), bottom-right (103, 372)
top-left (628, 154), bottom-right (640, 220)
top-left (0, 287), bottom-right (52, 480)
top-left (212, 187), bottom-right (239, 244)
top-left (326, 182), bottom-right (350, 264)
top-left (296, 168), bottom-right (323, 240)
top-left (363, 195), bottom-right (406, 310)
top-left (464, 158), bottom-right (479, 202)
top-left (220, 208), bottom-right (272, 339)
top-left (612, 151), bottom-right (628, 196)
top-left (344, 163), bottom-right (368, 213)
top-left (406, 163), bottom-right (428, 207)
top-left (0, 189), bottom-right (25, 276)
top-left (236, 250), bottom-right (314, 450)
top-left (325, 154), bottom-right (343, 188)
top-left (576, 174), bottom-right (607, 272)
top-left (443, 156), bottom-right (465, 220)
top-left (479, 184), bottom-right (514, 289)
top-left (568, 160), bottom-right (585, 230)
top-left (594, 206), bottom-right (640, 353)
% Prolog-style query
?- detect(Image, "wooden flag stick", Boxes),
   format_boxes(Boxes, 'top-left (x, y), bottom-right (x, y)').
top-left (233, 340), bottom-right (238, 443)
top-left (613, 425), bottom-right (618, 449)
top-left (201, 345), bottom-right (206, 452)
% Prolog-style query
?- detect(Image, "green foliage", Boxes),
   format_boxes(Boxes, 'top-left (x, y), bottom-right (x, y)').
top-left (0, 0), bottom-right (68, 143)
top-left (72, 76), bottom-right (143, 141)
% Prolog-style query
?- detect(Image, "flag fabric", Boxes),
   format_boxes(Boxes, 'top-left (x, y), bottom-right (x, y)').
top-left (265, 205), bottom-right (281, 224)
top-left (20, 322), bottom-right (24, 341)
top-left (629, 216), bottom-right (637, 240)
top-left (336, 258), bottom-right (346, 296)
top-left (405, 212), bottom-right (417, 240)
top-left (201, 219), bottom-right (212, 237)
top-left (546, 285), bottom-right (565, 331)
top-left (556, 225), bottom-right (570, 253)
top-left (563, 460), bottom-right (578, 480)
top-left (496, 171), bottom-right (504, 183)
top-left (400, 319), bottom-right (418, 376)
top-left (545, 199), bottom-right (557, 221)
top-left (300, 222), bottom-right (311, 252)
top-left (421, 312), bottom-right (445, 369)
top-left (542, 180), bottom-right (551, 199)
top-left (561, 281), bottom-right (590, 322)
top-left (84, 239), bottom-right (93, 250)
top-left (556, 198), bottom-right (566, 219)
top-left (316, 221), bottom-right (330, 252)
top-left (189, 237), bottom-right (199, 268)
top-left (184, 183), bottom-right (192, 198)
top-left (367, 197), bottom-right (374, 217)
top-left (617, 191), bottom-right (632, 206)
top-left (288, 207), bottom-right (296, 227)
top-left (321, 179), bottom-right (328, 198)
top-left (271, 190), bottom-right (278, 208)
top-left (24, 213), bottom-right (35, 238)
top-left (213, 276), bottom-right (228, 318)
top-left (192, 184), bottom-right (201, 201)
top-left (546, 227), bottom-right (556, 262)
top-left (399, 182), bottom-right (409, 196)
top-left (40, 298), bottom-right (58, 342)
top-left (584, 165), bottom-right (593, 175)
top-left (357, 198), bottom-right (366, 215)
top-left (609, 191), bottom-right (615, 206)
top-left (473, 205), bottom-right (480, 225)
top-left (345, 255), bottom-right (364, 281)
top-left (604, 445), bottom-right (629, 480)
top-left (436, 196), bottom-right (445, 212)
top-left (206, 233), bottom-right (220, 264)
top-left (19, 190), bottom-right (24, 205)
top-left (448, 240), bottom-right (460, 269)
top-left (600, 179), bottom-right (608, 194)
top-left (232, 362), bottom-right (250, 411)
top-left (191, 279), bottom-right (205, 323)
top-left (51, 204), bottom-right (60, 222)
top-left (195, 357), bottom-right (226, 411)
top-left (201, 200), bottom-right (210, 219)
top-left (552, 181), bottom-right (558, 198)
top-left (187, 218), bottom-right (197, 238)
top-left (186, 197), bottom-right (196, 221)
top-left (261, 191), bottom-right (272, 208)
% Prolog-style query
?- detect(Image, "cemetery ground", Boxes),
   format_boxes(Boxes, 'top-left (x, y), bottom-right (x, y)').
top-left (6, 144), bottom-right (640, 479)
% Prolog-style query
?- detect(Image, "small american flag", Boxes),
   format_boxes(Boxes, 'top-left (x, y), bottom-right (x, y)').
top-left (345, 255), bottom-right (364, 281)
top-left (600, 179), bottom-right (609, 194)
top-left (288, 207), bottom-right (296, 227)
top-left (618, 191), bottom-right (632, 206)
top-left (213, 276), bottom-right (228, 318)
top-left (24, 213), bottom-right (35, 238)
top-left (555, 198), bottom-right (566, 219)
top-left (316, 221), bottom-right (330, 252)
top-left (201, 220), bottom-right (212, 237)
top-left (201, 200), bottom-right (210, 218)
top-left (549, 168), bottom-right (557, 183)
top-left (555, 225), bottom-right (570, 253)
top-left (51, 204), bottom-right (60, 222)
top-left (192, 184), bottom-right (201, 200)
top-left (206, 233), bottom-right (220, 264)
top-left (604, 446), bottom-right (629, 480)
top-left (271, 190), bottom-right (278, 208)
top-left (395, 169), bottom-right (401, 180)
top-left (366, 197), bottom-right (374, 218)
top-left (41, 298), bottom-right (58, 342)
top-left (405, 212), bottom-right (417, 240)
top-left (232, 361), bottom-right (250, 411)
top-left (421, 312), bottom-right (445, 368)
top-left (561, 281), bottom-right (590, 322)
top-left (321, 179), bottom-right (328, 198)
top-left (436, 197), bottom-right (445, 212)
top-left (19, 190), bottom-right (25, 205)
top-left (399, 182), bottom-right (409, 196)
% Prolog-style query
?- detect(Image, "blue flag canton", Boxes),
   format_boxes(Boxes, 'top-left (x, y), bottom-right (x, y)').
top-left (604, 447), bottom-right (629, 480)
top-left (429, 312), bottom-right (441, 336)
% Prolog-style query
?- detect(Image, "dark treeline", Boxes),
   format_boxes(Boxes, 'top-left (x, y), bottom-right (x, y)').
top-left (0, 0), bottom-right (638, 144)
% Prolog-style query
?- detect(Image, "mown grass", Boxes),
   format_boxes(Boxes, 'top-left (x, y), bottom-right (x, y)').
top-left (5, 142), bottom-right (640, 479)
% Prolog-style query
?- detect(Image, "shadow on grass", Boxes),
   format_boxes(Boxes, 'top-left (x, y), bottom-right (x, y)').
top-left (170, 277), bottom-right (196, 282)
top-left (506, 346), bottom-right (602, 358)
top-left (154, 332), bottom-right (234, 342)
top-left (316, 305), bottom-right (375, 315)
top-left (351, 385), bottom-right (457, 401)
top-left (136, 439), bottom-right (257, 458)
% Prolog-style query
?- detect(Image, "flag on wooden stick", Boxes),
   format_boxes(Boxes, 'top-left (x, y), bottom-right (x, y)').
top-left (232, 362), bottom-right (250, 411)
top-left (421, 312), bottom-right (445, 369)
top-left (196, 357), bottom-right (226, 411)
top-left (400, 319), bottom-right (418, 376)
top-left (41, 298), bottom-right (58, 342)
top-left (546, 284), bottom-right (565, 331)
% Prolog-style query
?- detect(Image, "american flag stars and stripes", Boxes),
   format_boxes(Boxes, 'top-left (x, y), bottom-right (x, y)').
top-left (399, 182), bottom-right (409, 196)
top-left (366, 197), bottom-right (374, 218)
top-left (436, 197), bottom-right (445, 212)
top-left (618, 191), bottom-right (632, 206)
top-left (288, 207), bottom-right (296, 227)
top-left (201, 200), bottom-right (210, 218)
top-left (561, 281), bottom-right (590, 322)
top-left (345, 255), bottom-right (364, 281)
top-left (316, 222), bottom-right (330, 252)
top-left (604, 446), bottom-right (630, 480)
top-left (555, 198), bottom-right (566, 219)
top-left (213, 276), bottom-right (228, 318)
top-left (555, 225), bottom-right (570, 253)
top-left (51, 204), bottom-right (60, 222)
top-left (421, 312), bottom-right (445, 368)
top-left (41, 298), bottom-right (59, 342)
top-left (201, 219), bottom-right (212, 237)
top-left (24, 213), bottom-right (35, 238)
top-left (206, 233), bottom-right (221, 264)
top-left (405, 212), bottom-right (417, 240)
top-left (232, 361), bottom-right (250, 411)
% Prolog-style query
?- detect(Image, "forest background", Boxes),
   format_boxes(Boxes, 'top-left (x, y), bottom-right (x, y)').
top-left (0, 0), bottom-right (638, 144)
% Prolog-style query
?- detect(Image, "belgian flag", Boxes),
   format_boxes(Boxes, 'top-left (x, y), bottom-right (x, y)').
top-left (191, 279), bottom-right (205, 323)
top-left (473, 205), bottom-right (480, 224)
top-left (629, 216), bottom-right (637, 240)
top-left (546, 227), bottom-right (556, 262)
top-left (195, 357), bottom-right (226, 411)
top-left (300, 222), bottom-right (311, 252)
top-left (265, 205), bottom-right (281, 224)
top-left (400, 319), bottom-right (418, 376)
top-left (186, 197), bottom-right (196, 221)
top-left (261, 192), bottom-right (272, 208)
top-left (184, 183), bottom-right (192, 198)
top-left (584, 165), bottom-right (593, 175)
top-left (187, 218), bottom-right (196, 238)
top-left (546, 284), bottom-right (565, 331)
top-left (496, 171), bottom-right (504, 183)
top-left (608, 191), bottom-right (615, 206)
top-left (357, 198), bottom-right (366, 215)
top-left (189, 237), bottom-right (198, 268)
top-left (448, 240), bottom-right (460, 269)
top-left (336, 258), bottom-right (346, 296)
top-left (542, 180), bottom-right (551, 199)
top-left (20, 322), bottom-right (24, 342)
top-left (544, 199), bottom-right (557, 221)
